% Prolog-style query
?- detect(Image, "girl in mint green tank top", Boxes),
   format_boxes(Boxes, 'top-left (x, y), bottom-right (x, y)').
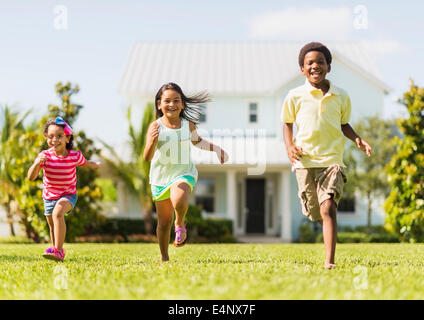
top-left (143, 82), bottom-right (228, 262)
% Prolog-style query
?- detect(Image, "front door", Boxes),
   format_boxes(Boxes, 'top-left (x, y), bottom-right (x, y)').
top-left (245, 178), bottom-right (265, 233)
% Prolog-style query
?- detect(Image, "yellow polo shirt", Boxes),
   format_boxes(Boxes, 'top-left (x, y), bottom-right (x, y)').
top-left (281, 79), bottom-right (351, 168)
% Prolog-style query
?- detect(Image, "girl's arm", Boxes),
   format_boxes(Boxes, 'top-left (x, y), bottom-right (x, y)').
top-left (143, 121), bottom-right (159, 162)
top-left (82, 160), bottom-right (102, 169)
top-left (341, 123), bottom-right (372, 157)
top-left (27, 153), bottom-right (47, 180)
top-left (189, 122), bottom-right (228, 164)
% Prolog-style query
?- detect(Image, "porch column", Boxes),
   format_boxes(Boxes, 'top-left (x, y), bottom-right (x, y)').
top-left (280, 169), bottom-right (292, 242)
top-left (226, 169), bottom-right (238, 235)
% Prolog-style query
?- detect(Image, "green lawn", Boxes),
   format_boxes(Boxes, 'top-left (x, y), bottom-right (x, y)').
top-left (0, 243), bottom-right (423, 299)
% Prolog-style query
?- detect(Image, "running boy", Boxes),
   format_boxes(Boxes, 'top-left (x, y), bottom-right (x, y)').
top-left (282, 42), bottom-right (372, 269)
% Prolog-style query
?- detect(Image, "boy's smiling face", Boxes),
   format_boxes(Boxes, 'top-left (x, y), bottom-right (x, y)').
top-left (301, 51), bottom-right (331, 88)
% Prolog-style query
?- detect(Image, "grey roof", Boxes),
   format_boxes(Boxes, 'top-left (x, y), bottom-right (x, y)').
top-left (118, 41), bottom-right (389, 96)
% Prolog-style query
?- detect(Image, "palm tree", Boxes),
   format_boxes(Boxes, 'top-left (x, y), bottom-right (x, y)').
top-left (0, 105), bottom-right (31, 236)
top-left (100, 103), bottom-right (155, 234)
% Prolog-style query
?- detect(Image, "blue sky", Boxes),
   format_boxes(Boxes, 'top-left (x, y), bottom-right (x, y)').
top-left (0, 0), bottom-right (423, 145)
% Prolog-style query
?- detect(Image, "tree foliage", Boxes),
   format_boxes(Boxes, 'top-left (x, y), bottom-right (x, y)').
top-left (100, 103), bottom-right (155, 234)
top-left (384, 80), bottom-right (424, 242)
top-left (0, 106), bottom-right (33, 237)
top-left (0, 82), bottom-right (105, 242)
top-left (344, 116), bottom-right (397, 233)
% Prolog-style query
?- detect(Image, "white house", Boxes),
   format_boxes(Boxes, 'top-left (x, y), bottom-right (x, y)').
top-left (113, 41), bottom-right (391, 242)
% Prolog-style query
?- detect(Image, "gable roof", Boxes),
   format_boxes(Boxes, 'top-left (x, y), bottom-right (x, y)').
top-left (118, 41), bottom-right (390, 96)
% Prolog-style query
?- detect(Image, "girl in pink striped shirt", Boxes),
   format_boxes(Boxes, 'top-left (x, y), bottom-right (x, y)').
top-left (28, 117), bottom-right (101, 262)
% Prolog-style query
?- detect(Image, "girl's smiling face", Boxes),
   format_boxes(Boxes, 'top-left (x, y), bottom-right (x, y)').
top-left (158, 89), bottom-right (184, 119)
top-left (46, 124), bottom-right (70, 154)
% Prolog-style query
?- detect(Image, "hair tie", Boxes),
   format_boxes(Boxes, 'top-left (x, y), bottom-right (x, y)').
top-left (55, 117), bottom-right (73, 135)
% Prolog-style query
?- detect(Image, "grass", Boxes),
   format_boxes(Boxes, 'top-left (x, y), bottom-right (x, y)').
top-left (0, 243), bottom-right (423, 299)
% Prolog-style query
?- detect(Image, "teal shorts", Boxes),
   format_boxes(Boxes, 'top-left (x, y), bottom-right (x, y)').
top-left (151, 175), bottom-right (196, 201)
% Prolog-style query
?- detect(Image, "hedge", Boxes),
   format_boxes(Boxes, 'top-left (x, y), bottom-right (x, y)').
top-left (299, 221), bottom-right (400, 243)
top-left (78, 205), bottom-right (236, 243)
top-left (315, 232), bottom-right (400, 243)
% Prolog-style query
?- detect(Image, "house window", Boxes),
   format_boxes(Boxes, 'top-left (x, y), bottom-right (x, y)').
top-left (249, 103), bottom-right (258, 123)
top-left (194, 178), bottom-right (215, 213)
top-left (338, 196), bottom-right (355, 213)
top-left (199, 104), bottom-right (207, 123)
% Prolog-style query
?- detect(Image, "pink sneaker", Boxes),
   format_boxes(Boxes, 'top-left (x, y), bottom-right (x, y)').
top-left (42, 247), bottom-right (54, 259)
top-left (43, 248), bottom-right (65, 262)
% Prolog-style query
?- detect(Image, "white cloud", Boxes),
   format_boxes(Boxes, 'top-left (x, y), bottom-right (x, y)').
top-left (250, 7), bottom-right (353, 40)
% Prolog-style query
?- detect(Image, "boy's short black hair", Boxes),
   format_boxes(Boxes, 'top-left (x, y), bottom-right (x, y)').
top-left (298, 42), bottom-right (332, 67)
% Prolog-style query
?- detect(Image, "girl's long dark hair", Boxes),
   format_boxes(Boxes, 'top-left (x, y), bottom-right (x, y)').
top-left (155, 82), bottom-right (211, 125)
top-left (43, 119), bottom-right (74, 150)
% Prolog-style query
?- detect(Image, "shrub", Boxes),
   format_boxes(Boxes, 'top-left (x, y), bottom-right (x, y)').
top-left (195, 218), bottom-right (235, 242)
top-left (80, 205), bottom-right (235, 243)
top-left (0, 236), bottom-right (35, 244)
top-left (298, 221), bottom-right (319, 243)
top-left (340, 225), bottom-right (354, 232)
top-left (315, 231), bottom-right (400, 243)
top-left (353, 225), bottom-right (386, 234)
top-left (90, 218), bottom-right (149, 238)
top-left (364, 233), bottom-right (399, 243)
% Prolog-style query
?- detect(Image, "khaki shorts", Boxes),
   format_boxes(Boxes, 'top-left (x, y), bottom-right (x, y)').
top-left (295, 165), bottom-right (347, 222)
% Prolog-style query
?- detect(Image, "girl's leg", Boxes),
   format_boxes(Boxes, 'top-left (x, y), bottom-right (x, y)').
top-left (52, 199), bottom-right (72, 251)
top-left (319, 198), bottom-right (337, 268)
top-left (170, 182), bottom-right (191, 245)
top-left (46, 215), bottom-right (55, 248)
top-left (155, 198), bottom-right (174, 261)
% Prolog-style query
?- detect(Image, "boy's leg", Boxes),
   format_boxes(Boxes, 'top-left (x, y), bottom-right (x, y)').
top-left (317, 165), bottom-right (347, 269)
top-left (319, 198), bottom-right (337, 267)
top-left (46, 215), bottom-right (55, 248)
top-left (170, 182), bottom-right (191, 245)
top-left (155, 198), bottom-right (174, 261)
top-left (52, 199), bottom-right (72, 251)
top-left (295, 168), bottom-right (321, 222)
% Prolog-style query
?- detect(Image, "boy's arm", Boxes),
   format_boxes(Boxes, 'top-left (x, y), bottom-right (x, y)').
top-left (283, 123), bottom-right (303, 164)
top-left (341, 123), bottom-right (372, 157)
top-left (189, 122), bottom-right (228, 164)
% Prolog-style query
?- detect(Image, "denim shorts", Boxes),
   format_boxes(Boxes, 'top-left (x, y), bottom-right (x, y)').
top-left (43, 194), bottom-right (77, 216)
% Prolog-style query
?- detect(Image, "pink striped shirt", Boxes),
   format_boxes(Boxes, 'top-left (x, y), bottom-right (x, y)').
top-left (40, 148), bottom-right (87, 200)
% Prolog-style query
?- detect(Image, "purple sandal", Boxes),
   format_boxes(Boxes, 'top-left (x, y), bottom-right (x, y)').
top-left (173, 223), bottom-right (187, 247)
